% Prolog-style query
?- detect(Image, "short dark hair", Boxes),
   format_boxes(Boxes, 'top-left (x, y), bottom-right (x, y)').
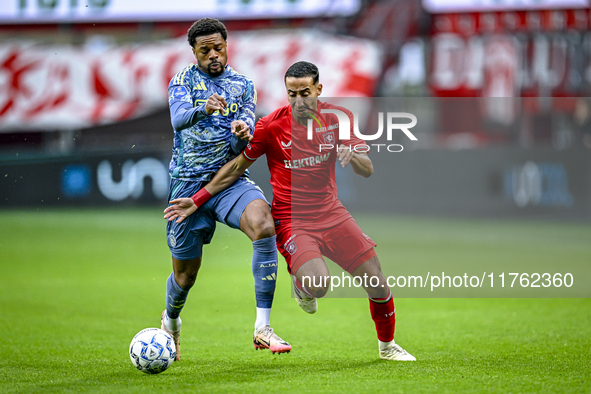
top-left (284, 61), bottom-right (319, 85)
top-left (187, 18), bottom-right (228, 47)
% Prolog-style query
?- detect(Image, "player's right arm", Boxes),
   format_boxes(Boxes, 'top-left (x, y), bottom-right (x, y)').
top-left (205, 154), bottom-right (254, 193)
top-left (168, 69), bottom-right (228, 131)
top-left (163, 154), bottom-right (254, 223)
top-left (170, 93), bottom-right (228, 131)
top-left (163, 119), bottom-right (268, 223)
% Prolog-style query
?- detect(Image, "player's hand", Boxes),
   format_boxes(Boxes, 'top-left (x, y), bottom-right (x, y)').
top-left (231, 120), bottom-right (253, 141)
top-left (164, 198), bottom-right (198, 224)
top-left (204, 94), bottom-right (228, 115)
top-left (337, 144), bottom-right (354, 168)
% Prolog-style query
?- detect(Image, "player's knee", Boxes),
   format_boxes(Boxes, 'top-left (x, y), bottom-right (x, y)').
top-left (254, 223), bottom-right (275, 240)
top-left (174, 267), bottom-right (200, 290)
top-left (251, 214), bottom-right (275, 240)
top-left (175, 272), bottom-right (196, 290)
top-left (243, 200), bottom-right (275, 240)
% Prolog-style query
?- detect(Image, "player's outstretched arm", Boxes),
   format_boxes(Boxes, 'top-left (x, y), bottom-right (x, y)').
top-left (203, 154), bottom-right (254, 195)
top-left (163, 155), bottom-right (254, 223)
top-left (350, 152), bottom-right (373, 177)
top-left (337, 144), bottom-right (374, 178)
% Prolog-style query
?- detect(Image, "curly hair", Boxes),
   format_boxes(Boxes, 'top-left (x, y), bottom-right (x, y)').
top-left (187, 18), bottom-right (228, 47)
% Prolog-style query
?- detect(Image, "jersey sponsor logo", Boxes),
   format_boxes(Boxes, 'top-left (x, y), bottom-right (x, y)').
top-left (227, 84), bottom-right (244, 96)
top-left (284, 152), bottom-right (330, 169)
top-left (322, 132), bottom-right (335, 145)
top-left (194, 98), bottom-right (240, 117)
top-left (171, 86), bottom-right (189, 98)
top-left (193, 81), bottom-right (207, 91)
top-left (281, 140), bottom-right (292, 149)
top-left (314, 123), bottom-right (339, 133)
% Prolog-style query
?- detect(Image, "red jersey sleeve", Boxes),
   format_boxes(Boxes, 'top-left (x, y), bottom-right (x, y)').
top-left (242, 119), bottom-right (268, 162)
top-left (338, 108), bottom-right (368, 151)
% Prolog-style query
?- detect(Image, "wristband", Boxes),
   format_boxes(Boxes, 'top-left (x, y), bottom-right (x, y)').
top-left (191, 188), bottom-right (213, 208)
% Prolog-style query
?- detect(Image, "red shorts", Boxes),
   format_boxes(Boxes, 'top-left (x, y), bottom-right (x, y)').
top-left (275, 216), bottom-right (377, 275)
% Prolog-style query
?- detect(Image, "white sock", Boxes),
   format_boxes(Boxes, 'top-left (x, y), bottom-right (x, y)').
top-left (379, 339), bottom-right (395, 351)
top-left (164, 313), bottom-right (181, 331)
top-left (254, 307), bottom-right (271, 330)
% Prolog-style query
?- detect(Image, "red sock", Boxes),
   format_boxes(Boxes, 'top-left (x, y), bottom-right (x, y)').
top-left (369, 294), bottom-right (395, 342)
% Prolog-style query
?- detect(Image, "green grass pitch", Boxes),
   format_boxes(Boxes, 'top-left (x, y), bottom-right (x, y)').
top-left (0, 208), bottom-right (589, 393)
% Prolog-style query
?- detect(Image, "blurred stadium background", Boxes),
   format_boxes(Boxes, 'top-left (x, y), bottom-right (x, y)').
top-left (1, 0), bottom-right (590, 219)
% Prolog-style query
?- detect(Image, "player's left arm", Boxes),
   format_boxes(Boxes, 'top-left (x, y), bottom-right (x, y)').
top-left (337, 146), bottom-right (374, 178)
top-left (229, 80), bottom-right (257, 153)
top-left (230, 120), bottom-right (253, 154)
top-left (337, 109), bottom-right (373, 177)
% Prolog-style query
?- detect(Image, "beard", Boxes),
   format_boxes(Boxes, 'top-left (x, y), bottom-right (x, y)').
top-left (207, 61), bottom-right (224, 76)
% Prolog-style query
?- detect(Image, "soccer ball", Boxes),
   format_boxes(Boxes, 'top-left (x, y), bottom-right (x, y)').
top-left (129, 328), bottom-right (176, 374)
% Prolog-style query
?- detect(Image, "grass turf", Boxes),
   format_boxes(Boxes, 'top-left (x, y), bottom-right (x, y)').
top-left (0, 208), bottom-right (589, 393)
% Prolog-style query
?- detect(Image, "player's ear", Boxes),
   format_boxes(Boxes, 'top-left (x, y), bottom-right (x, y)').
top-left (317, 83), bottom-right (323, 96)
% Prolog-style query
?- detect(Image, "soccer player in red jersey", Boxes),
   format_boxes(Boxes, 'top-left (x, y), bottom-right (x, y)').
top-left (164, 61), bottom-right (415, 361)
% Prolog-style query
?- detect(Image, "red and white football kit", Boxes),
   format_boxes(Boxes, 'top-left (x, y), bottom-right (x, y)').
top-left (242, 101), bottom-right (377, 274)
top-left (242, 101), bottom-right (407, 352)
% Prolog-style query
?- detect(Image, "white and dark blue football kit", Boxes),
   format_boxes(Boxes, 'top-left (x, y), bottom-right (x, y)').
top-left (166, 64), bottom-right (266, 260)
